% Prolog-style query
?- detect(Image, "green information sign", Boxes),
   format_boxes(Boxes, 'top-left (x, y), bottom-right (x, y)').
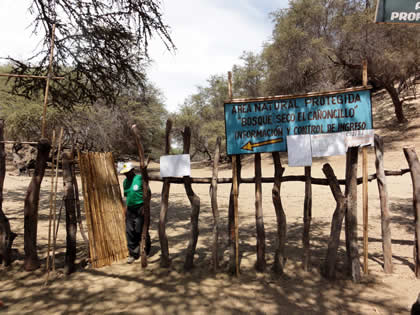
top-left (375, 0), bottom-right (420, 24)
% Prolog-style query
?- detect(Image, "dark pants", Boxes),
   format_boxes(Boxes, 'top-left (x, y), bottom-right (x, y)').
top-left (126, 204), bottom-right (151, 259)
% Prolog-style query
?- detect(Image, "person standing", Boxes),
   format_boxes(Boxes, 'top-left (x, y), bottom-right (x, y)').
top-left (120, 162), bottom-right (151, 264)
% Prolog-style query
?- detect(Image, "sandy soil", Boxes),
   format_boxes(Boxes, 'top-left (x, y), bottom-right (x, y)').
top-left (1, 89), bottom-right (420, 314)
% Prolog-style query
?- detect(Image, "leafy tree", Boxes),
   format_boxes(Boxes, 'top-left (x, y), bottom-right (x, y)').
top-left (174, 75), bottom-right (228, 160)
top-left (329, 2), bottom-right (420, 122)
top-left (262, 0), bottom-right (338, 95)
top-left (232, 51), bottom-right (266, 98)
top-left (0, 66), bottom-right (168, 159)
top-left (5, 0), bottom-right (174, 110)
top-left (264, 0), bottom-right (420, 122)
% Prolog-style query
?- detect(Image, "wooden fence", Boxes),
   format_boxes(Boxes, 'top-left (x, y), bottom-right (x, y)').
top-left (131, 119), bottom-right (419, 283)
top-left (0, 120), bottom-right (419, 282)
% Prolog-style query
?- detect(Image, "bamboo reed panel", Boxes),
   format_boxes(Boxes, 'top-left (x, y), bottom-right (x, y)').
top-left (78, 152), bottom-right (128, 268)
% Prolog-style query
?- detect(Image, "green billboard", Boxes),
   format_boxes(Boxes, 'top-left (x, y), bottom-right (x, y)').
top-left (375, 0), bottom-right (420, 24)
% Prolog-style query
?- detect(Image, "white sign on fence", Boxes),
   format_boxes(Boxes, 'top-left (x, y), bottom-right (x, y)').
top-left (345, 129), bottom-right (374, 148)
top-left (287, 135), bottom-right (312, 167)
top-left (160, 154), bottom-right (191, 178)
top-left (311, 133), bottom-right (347, 157)
top-left (287, 130), bottom-right (375, 167)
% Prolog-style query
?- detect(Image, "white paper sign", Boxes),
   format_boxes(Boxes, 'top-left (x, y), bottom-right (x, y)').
top-left (287, 135), bottom-right (312, 167)
top-left (345, 129), bottom-right (374, 149)
top-left (160, 154), bottom-right (191, 178)
top-left (311, 133), bottom-right (347, 157)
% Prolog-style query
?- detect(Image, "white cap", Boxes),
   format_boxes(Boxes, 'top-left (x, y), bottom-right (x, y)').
top-left (119, 162), bottom-right (134, 174)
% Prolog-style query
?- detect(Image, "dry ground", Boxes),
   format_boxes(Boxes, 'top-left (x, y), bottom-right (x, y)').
top-left (1, 88), bottom-right (420, 314)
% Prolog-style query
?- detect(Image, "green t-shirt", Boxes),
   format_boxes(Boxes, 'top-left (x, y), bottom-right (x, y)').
top-left (123, 174), bottom-right (143, 207)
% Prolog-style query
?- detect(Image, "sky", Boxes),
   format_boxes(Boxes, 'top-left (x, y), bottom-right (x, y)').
top-left (0, 0), bottom-right (289, 113)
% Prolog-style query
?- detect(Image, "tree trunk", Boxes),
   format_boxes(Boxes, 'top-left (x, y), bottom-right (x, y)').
top-left (210, 137), bottom-right (221, 271)
top-left (345, 147), bottom-right (361, 282)
top-left (302, 166), bottom-right (312, 271)
top-left (0, 119), bottom-right (17, 266)
top-left (403, 147), bottom-right (420, 278)
top-left (272, 152), bottom-right (286, 274)
top-left (374, 135), bottom-right (393, 273)
top-left (183, 127), bottom-right (201, 271)
top-left (254, 153), bottom-right (266, 271)
top-left (321, 163), bottom-right (346, 279)
top-left (384, 83), bottom-right (407, 123)
top-left (23, 139), bottom-right (51, 271)
top-left (62, 151), bottom-right (77, 274)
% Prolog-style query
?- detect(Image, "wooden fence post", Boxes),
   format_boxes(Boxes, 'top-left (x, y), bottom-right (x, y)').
top-left (362, 59), bottom-right (369, 275)
top-left (302, 166), bottom-right (312, 271)
top-left (374, 135), bottom-right (393, 273)
top-left (230, 155), bottom-right (240, 276)
top-left (272, 152), bottom-right (286, 274)
top-left (255, 152), bottom-right (266, 271)
top-left (345, 147), bottom-right (361, 282)
top-left (0, 119), bottom-right (16, 266)
top-left (159, 119), bottom-right (172, 267)
top-left (228, 156), bottom-right (241, 275)
top-left (72, 148), bottom-right (89, 249)
top-left (51, 128), bottom-right (64, 271)
top-left (363, 146), bottom-right (369, 274)
top-left (62, 150), bottom-right (77, 274)
top-left (23, 139), bottom-right (51, 271)
top-left (131, 124), bottom-right (152, 268)
top-left (227, 71), bottom-right (240, 276)
top-left (210, 136), bottom-right (221, 271)
top-left (403, 147), bottom-right (420, 278)
top-left (46, 130), bottom-right (56, 273)
top-left (321, 163), bottom-right (346, 279)
top-left (183, 127), bottom-right (201, 271)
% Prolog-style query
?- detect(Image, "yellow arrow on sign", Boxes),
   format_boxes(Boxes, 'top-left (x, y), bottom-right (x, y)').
top-left (241, 138), bottom-right (283, 152)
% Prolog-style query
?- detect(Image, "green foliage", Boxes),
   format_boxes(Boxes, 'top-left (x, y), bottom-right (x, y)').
top-left (263, 0), bottom-right (340, 95)
top-left (0, 66), bottom-right (167, 159)
top-left (263, 0), bottom-right (419, 121)
top-left (173, 74), bottom-right (228, 160)
top-left (232, 51), bottom-right (266, 98)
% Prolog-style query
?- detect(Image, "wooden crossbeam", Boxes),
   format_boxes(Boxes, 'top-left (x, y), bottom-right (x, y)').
top-left (0, 141), bottom-right (38, 145)
top-left (1, 24), bottom-right (59, 138)
top-left (0, 73), bottom-right (64, 80)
